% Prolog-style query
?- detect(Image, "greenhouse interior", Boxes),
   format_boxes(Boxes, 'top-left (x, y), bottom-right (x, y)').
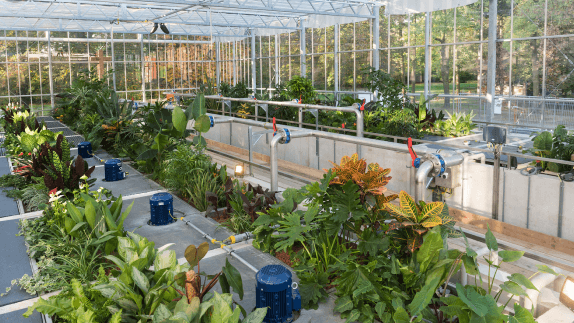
top-left (1, 0), bottom-right (574, 322)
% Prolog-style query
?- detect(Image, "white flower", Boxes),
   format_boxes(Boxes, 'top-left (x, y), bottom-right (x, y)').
top-left (79, 183), bottom-right (86, 189)
top-left (49, 190), bottom-right (62, 197)
top-left (97, 187), bottom-right (103, 193)
top-left (80, 175), bottom-right (88, 181)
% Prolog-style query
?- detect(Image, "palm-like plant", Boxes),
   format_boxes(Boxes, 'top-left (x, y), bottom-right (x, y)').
top-left (384, 191), bottom-right (458, 253)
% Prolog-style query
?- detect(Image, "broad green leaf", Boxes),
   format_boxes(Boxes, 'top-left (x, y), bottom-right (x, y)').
top-left (172, 106), bottom-right (187, 133)
top-left (536, 265), bottom-right (559, 276)
top-left (408, 276), bottom-right (440, 316)
top-left (194, 115), bottom-right (211, 133)
top-left (117, 201), bottom-right (134, 231)
top-left (398, 191), bottom-right (419, 221)
top-left (153, 303), bottom-right (172, 323)
top-left (84, 200), bottom-right (96, 229)
top-left (392, 307), bottom-right (410, 323)
top-left (485, 226), bottom-right (498, 251)
top-left (154, 250), bottom-right (177, 271)
top-left (510, 303), bottom-right (536, 323)
top-left (208, 292), bottom-right (234, 323)
top-left (346, 309), bottom-right (360, 323)
top-left (197, 242), bottom-right (209, 262)
top-left (137, 149), bottom-right (157, 160)
top-left (67, 203), bottom-right (84, 223)
top-left (462, 255), bottom-right (479, 276)
top-left (375, 302), bottom-right (387, 321)
top-left (23, 297), bottom-right (72, 318)
top-left (109, 311), bottom-right (122, 323)
top-left (184, 244), bottom-right (198, 268)
top-left (191, 93), bottom-right (206, 119)
top-left (222, 258), bottom-right (244, 300)
top-left (131, 266), bottom-right (150, 294)
top-left (499, 250), bottom-right (524, 263)
top-left (192, 135), bottom-right (207, 146)
top-left (455, 283), bottom-right (489, 317)
top-left (242, 308), bottom-right (268, 323)
top-left (151, 133), bottom-right (169, 151)
top-left (417, 226), bottom-right (443, 272)
top-left (508, 273), bottom-right (538, 291)
top-left (334, 296), bottom-right (353, 313)
top-left (500, 281), bottom-right (527, 297)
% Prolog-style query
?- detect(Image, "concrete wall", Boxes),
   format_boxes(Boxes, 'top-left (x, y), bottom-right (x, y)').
top-left (203, 122), bottom-right (574, 242)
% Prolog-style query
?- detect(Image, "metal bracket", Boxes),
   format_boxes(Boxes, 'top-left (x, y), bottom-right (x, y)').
top-left (307, 108), bottom-right (318, 119)
top-left (252, 129), bottom-right (275, 146)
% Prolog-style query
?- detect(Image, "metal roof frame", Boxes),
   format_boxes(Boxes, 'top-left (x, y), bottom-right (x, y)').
top-left (0, 0), bottom-right (378, 36)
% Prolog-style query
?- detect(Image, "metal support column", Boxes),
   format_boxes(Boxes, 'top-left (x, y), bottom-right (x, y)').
top-left (47, 31), bottom-right (54, 108)
top-left (424, 12), bottom-right (431, 105)
top-left (274, 34), bottom-right (280, 86)
top-left (248, 126), bottom-right (253, 176)
top-left (486, 0), bottom-right (498, 122)
top-left (372, 6), bottom-right (380, 71)
top-left (541, 0), bottom-right (548, 127)
top-left (251, 32), bottom-right (256, 95)
top-left (216, 40), bottom-right (221, 88)
top-left (492, 146), bottom-right (501, 220)
top-left (141, 35), bottom-right (146, 102)
top-left (111, 28), bottom-right (116, 91)
top-left (334, 24), bottom-right (339, 101)
top-left (300, 18), bottom-right (306, 77)
top-left (233, 41), bottom-right (237, 86)
top-left (298, 108), bottom-right (303, 128)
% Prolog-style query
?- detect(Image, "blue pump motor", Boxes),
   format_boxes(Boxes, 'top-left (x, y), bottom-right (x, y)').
top-left (256, 265), bottom-right (301, 323)
top-left (149, 193), bottom-right (174, 226)
top-left (104, 159), bottom-right (127, 182)
top-left (78, 142), bottom-right (93, 159)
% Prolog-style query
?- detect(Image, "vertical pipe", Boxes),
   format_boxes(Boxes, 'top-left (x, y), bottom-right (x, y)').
top-left (47, 31), bottom-right (54, 108)
top-left (270, 134), bottom-right (282, 192)
top-left (424, 12), bottom-right (431, 106)
top-left (541, 0), bottom-right (548, 127)
top-left (141, 35), bottom-right (146, 102)
top-left (300, 18), bottom-right (306, 77)
top-left (111, 28), bottom-right (116, 91)
top-left (298, 108), bottom-right (303, 128)
top-left (251, 32), bottom-right (256, 95)
top-left (274, 34), bottom-right (280, 88)
top-left (233, 40), bottom-right (237, 86)
top-left (558, 180), bottom-right (564, 238)
top-left (372, 6), bottom-right (380, 71)
top-left (334, 24), bottom-right (339, 101)
top-left (248, 126), bottom-right (253, 176)
top-left (486, 0), bottom-right (498, 122)
top-left (216, 40), bottom-right (221, 88)
top-left (492, 147), bottom-right (501, 220)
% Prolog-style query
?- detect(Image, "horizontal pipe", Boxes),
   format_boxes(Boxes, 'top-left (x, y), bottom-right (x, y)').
top-left (180, 218), bottom-right (258, 273)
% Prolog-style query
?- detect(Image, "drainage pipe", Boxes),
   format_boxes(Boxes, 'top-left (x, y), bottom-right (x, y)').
top-left (179, 217), bottom-right (258, 273)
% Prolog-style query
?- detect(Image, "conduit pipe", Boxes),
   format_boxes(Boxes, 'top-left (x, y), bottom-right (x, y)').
top-left (203, 95), bottom-right (364, 156)
top-left (179, 217), bottom-right (258, 273)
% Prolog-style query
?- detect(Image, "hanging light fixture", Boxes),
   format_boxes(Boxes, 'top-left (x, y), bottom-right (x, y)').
top-left (160, 23), bottom-right (170, 34)
top-left (150, 23), bottom-right (159, 34)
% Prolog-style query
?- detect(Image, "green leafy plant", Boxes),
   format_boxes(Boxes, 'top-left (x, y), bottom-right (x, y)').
top-left (433, 111), bottom-right (477, 137)
top-left (435, 226), bottom-right (558, 323)
top-left (384, 190), bottom-right (459, 253)
top-left (526, 125), bottom-right (574, 172)
top-left (285, 76), bottom-right (317, 104)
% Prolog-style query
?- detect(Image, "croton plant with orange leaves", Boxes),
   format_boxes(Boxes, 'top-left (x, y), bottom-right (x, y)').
top-left (324, 153), bottom-right (398, 208)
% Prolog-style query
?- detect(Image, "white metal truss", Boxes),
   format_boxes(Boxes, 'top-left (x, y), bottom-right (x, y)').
top-left (0, 0), bottom-right (378, 36)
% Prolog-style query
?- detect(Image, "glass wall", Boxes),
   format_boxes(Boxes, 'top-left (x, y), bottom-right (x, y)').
top-left (2, 0), bottom-right (574, 126)
top-left (0, 31), bottom-right (215, 112)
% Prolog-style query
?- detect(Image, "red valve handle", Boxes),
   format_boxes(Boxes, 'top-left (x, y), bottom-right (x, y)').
top-left (273, 117), bottom-right (277, 132)
top-left (407, 137), bottom-right (418, 167)
top-left (360, 99), bottom-right (366, 111)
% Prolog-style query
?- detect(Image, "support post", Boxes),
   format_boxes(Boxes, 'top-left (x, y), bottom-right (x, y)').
top-left (334, 24), bottom-right (339, 101)
top-left (111, 28), bottom-right (116, 91)
top-left (492, 146), bottom-right (501, 220)
top-left (372, 6), bottom-right (380, 71)
top-left (251, 32), bottom-right (256, 95)
top-left (486, 0), bottom-right (498, 122)
top-left (47, 31), bottom-right (54, 108)
top-left (300, 18), bottom-right (306, 77)
top-left (424, 12), bottom-right (431, 105)
top-left (215, 40), bottom-right (221, 88)
top-left (140, 35), bottom-right (146, 102)
top-left (248, 126), bottom-right (253, 176)
top-left (233, 40), bottom-right (237, 86)
top-left (298, 108), bottom-right (303, 128)
top-left (274, 34), bottom-right (280, 86)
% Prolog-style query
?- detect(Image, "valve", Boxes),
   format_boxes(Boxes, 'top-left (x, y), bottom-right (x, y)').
top-left (360, 99), bottom-right (366, 111)
top-left (408, 137), bottom-right (420, 168)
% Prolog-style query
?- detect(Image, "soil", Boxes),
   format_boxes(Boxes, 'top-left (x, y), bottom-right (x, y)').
top-left (209, 209), bottom-right (230, 224)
